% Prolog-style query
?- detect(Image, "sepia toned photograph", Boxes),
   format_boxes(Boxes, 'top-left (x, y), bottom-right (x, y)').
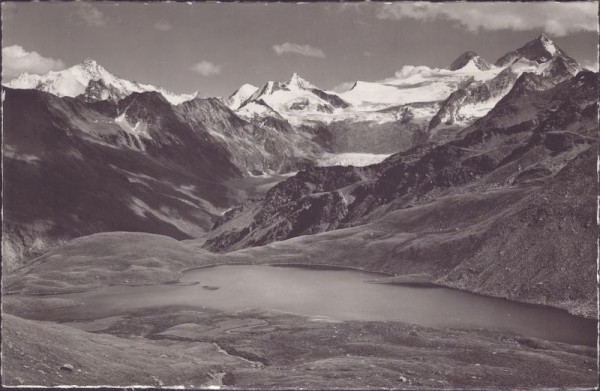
top-left (1, 1), bottom-right (598, 389)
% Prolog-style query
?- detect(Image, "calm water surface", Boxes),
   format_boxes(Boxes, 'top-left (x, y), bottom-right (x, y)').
top-left (49, 265), bottom-right (597, 346)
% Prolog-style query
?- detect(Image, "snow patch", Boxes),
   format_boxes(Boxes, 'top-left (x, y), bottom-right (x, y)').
top-left (114, 113), bottom-right (152, 150)
top-left (540, 35), bottom-right (557, 56)
top-left (3, 147), bottom-right (41, 164)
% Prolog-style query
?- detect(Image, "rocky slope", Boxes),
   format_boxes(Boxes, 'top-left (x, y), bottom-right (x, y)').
top-left (177, 96), bottom-right (319, 174)
top-left (439, 146), bottom-right (597, 315)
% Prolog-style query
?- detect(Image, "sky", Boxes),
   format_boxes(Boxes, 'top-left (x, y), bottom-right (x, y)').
top-left (2, 1), bottom-right (598, 97)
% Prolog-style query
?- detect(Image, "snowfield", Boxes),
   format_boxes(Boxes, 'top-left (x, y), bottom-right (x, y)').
top-left (340, 64), bottom-right (503, 108)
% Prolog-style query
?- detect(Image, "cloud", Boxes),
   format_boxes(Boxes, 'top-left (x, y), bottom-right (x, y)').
top-left (190, 61), bottom-right (221, 76)
top-left (154, 20), bottom-right (172, 31)
top-left (325, 3), bottom-right (367, 14)
top-left (2, 45), bottom-right (66, 78)
top-left (376, 2), bottom-right (598, 37)
top-left (273, 42), bottom-right (326, 58)
top-left (581, 59), bottom-right (599, 72)
top-left (71, 3), bottom-right (109, 27)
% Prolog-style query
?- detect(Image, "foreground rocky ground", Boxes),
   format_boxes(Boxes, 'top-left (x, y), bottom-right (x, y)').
top-left (2, 304), bottom-right (596, 388)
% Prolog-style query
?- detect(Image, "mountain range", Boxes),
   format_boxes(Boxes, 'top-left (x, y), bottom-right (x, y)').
top-left (2, 34), bottom-right (597, 320)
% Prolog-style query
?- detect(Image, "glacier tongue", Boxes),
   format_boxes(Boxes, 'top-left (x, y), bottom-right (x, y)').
top-left (317, 153), bottom-right (391, 167)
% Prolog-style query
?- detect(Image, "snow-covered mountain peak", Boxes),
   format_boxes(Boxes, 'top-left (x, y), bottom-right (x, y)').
top-left (77, 58), bottom-right (113, 80)
top-left (495, 34), bottom-right (576, 68)
top-left (4, 59), bottom-right (198, 105)
top-left (81, 57), bottom-right (101, 70)
top-left (233, 73), bottom-right (350, 126)
top-left (538, 34), bottom-right (557, 56)
top-left (225, 83), bottom-right (258, 110)
top-left (71, 59), bottom-right (113, 82)
top-left (449, 51), bottom-right (492, 71)
top-left (249, 80), bottom-right (286, 100)
top-left (237, 83), bottom-right (259, 95)
top-left (287, 72), bottom-right (316, 90)
top-left (239, 74), bottom-right (319, 108)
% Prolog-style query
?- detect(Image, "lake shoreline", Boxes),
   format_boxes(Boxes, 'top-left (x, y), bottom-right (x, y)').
top-left (8, 259), bottom-right (596, 322)
top-left (6, 264), bottom-right (595, 347)
top-left (176, 261), bottom-right (597, 321)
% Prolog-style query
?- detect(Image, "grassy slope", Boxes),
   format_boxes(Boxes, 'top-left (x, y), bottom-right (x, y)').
top-left (3, 232), bottom-right (214, 294)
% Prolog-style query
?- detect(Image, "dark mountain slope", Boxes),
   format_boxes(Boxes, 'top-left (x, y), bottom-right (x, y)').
top-left (177, 97), bottom-right (314, 174)
top-left (202, 71), bottom-right (598, 253)
top-left (1, 89), bottom-right (239, 270)
top-left (440, 146), bottom-right (597, 314)
top-left (115, 91), bottom-right (240, 176)
top-left (2, 80), bottom-right (331, 270)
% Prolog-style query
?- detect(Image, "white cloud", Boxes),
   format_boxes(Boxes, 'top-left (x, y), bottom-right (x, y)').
top-left (376, 2), bottom-right (598, 37)
top-left (154, 20), bottom-right (172, 31)
top-left (325, 3), bottom-right (367, 14)
top-left (190, 60), bottom-right (221, 76)
top-left (2, 45), bottom-right (66, 78)
top-left (582, 59), bottom-right (599, 72)
top-left (273, 42), bottom-right (326, 58)
top-left (72, 3), bottom-right (109, 27)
